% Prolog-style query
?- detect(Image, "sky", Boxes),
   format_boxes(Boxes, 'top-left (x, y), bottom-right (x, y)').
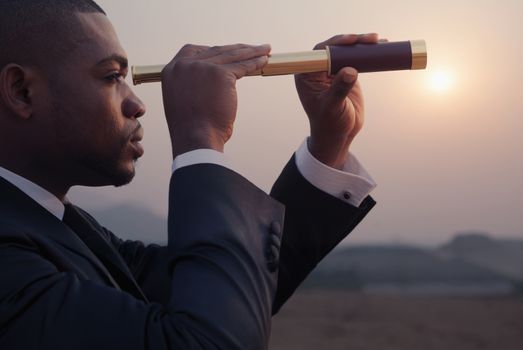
top-left (69, 0), bottom-right (523, 246)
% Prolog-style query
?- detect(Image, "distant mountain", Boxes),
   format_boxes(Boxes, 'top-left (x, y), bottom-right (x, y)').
top-left (438, 232), bottom-right (523, 281)
top-left (313, 245), bottom-right (509, 284)
top-left (305, 245), bottom-right (510, 291)
top-left (303, 233), bottom-right (523, 295)
top-left (88, 205), bottom-right (167, 245)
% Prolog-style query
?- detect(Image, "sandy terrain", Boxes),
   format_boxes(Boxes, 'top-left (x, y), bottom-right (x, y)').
top-left (270, 290), bottom-right (523, 350)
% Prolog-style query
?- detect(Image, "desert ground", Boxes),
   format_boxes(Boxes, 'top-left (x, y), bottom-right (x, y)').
top-left (269, 290), bottom-right (523, 350)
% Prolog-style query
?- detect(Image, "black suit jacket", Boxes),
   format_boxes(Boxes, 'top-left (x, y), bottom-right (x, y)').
top-left (0, 157), bottom-right (374, 349)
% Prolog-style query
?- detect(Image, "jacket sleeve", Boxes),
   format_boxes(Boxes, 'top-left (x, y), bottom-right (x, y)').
top-left (0, 164), bottom-right (284, 350)
top-left (270, 156), bottom-right (376, 314)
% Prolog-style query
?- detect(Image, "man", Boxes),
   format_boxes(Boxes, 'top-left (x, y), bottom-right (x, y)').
top-left (0, 0), bottom-right (376, 349)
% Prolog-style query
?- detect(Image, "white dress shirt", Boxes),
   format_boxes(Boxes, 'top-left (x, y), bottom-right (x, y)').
top-left (0, 138), bottom-right (376, 221)
top-left (0, 166), bottom-right (67, 220)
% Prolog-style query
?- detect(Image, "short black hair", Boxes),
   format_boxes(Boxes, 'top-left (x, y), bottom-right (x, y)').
top-left (0, 0), bottom-right (106, 70)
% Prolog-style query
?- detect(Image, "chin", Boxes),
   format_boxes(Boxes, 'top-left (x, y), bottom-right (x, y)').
top-left (78, 147), bottom-right (140, 187)
top-left (111, 163), bottom-right (137, 187)
top-left (111, 173), bottom-right (135, 187)
top-left (80, 160), bottom-right (136, 188)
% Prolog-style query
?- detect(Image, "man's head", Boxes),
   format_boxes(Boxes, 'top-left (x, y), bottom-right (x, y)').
top-left (0, 0), bottom-right (146, 195)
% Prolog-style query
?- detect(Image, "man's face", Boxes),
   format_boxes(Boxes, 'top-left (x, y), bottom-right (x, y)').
top-left (42, 12), bottom-right (146, 187)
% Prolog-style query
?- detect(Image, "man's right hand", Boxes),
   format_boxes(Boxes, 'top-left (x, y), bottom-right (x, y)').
top-left (161, 44), bottom-right (271, 159)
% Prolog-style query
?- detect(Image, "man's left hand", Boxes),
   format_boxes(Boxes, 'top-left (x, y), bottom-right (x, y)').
top-left (295, 33), bottom-right (379, 170)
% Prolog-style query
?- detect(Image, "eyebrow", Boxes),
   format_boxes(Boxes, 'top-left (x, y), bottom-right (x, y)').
top-left (95, 54), bottom-right (129, 69)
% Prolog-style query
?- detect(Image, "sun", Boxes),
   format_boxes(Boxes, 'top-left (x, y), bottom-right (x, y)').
top-left (428, 70), bottom-right (454, 92)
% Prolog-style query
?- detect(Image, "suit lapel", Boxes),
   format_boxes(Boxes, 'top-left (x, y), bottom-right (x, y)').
top-left (0, 177), bottom-right (144, 299)
top-left (66, 204), bottom-right (148, 302)
top-left (47, 223), bottom-right (123, 291)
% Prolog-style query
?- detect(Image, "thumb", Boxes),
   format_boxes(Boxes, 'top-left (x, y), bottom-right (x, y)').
top-left (327, 67), bottom-right (358, 104)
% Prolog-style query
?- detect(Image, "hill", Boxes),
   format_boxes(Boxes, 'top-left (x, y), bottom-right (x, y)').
top-left (438, 232), bottom-right (523, 280)
top-left (89, 205), bottom-right (167, 244)
top-left (304, 233), bottom-right (523, 295)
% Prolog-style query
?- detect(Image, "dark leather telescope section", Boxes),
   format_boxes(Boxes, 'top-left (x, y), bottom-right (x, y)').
top-left (329, 41), bottom-right (413, 74)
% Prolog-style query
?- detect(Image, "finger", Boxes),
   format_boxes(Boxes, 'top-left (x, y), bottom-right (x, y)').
top-left (356, 33), bottom-right (379, 44)
top-left (313, 33), bottom-right (380, 50)
top-left (226, 55), bottom-right (270, 79)
top-left (174, 44), bottom-right (209, 59)
top-left (326, 67), bottom-right (358, 103)
top-left (204, 44), bottom-right (271, 64)
top-left (195, 43), bottom-right (262, 60)
top-left (314, 34), bottom-right (358, 50)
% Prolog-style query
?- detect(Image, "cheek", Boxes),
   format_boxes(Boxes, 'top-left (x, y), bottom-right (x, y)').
top-left (91, 119), bottom-right (126, 157)
top-left (50, 77), bottom-right (128, 152)
top-left (58, 101), bottom-right (123, 159)
top-left (82, 91), bottom-right (126, 146)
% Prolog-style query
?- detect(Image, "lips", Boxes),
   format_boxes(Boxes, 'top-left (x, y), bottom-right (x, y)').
top-left (130, 126), bottom-right (144, 158)
top-left (131, 140), bottom-right (145, 158)
top-left (130, 125), bottom-right (144, 143)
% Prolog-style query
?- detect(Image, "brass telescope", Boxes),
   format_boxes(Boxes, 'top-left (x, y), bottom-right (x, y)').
top-left (132, 40), bottom-right (427, 85)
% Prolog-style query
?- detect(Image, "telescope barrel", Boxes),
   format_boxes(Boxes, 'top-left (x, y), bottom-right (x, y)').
top-left (132, 40), bottom-right (427, 85)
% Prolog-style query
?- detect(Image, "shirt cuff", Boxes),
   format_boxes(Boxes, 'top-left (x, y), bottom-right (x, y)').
top-left (295, 138), bottom-right (377, 207)
top-left (172, 149), bottom-right (233, 173)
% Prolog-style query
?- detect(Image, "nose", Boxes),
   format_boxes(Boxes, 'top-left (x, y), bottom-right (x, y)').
top-left (122, 90), bottom-right (146, 119)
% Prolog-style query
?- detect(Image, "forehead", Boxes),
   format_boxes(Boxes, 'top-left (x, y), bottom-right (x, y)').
top-left (69, 12), bottom-right (127, 65)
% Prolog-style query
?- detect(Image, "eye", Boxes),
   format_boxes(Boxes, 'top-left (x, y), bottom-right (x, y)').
top-left (105, 71), bottom-right (124, 83)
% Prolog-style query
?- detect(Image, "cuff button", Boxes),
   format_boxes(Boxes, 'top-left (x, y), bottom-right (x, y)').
top-left (270, 221), bottom-right (282, 236)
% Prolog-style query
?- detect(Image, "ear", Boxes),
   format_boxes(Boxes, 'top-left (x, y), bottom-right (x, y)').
top-left (0, 64), bottom-right (35, 120)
